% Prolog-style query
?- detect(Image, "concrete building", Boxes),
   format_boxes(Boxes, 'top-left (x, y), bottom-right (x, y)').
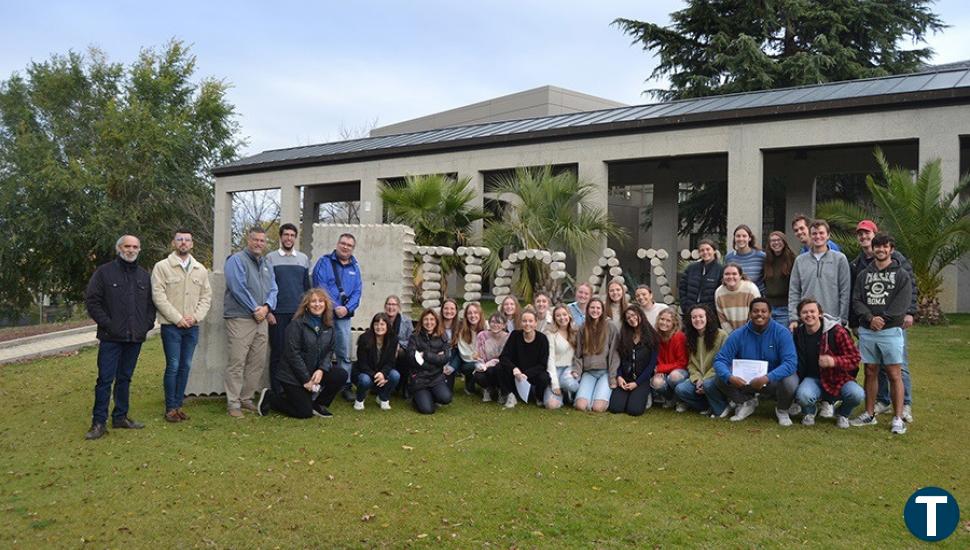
top-left (213, 69), bottom-right (970, 313)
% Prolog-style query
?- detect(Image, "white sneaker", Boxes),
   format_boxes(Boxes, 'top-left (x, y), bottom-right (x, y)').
top-left (819, 401), bottom-right (835, 418)
top-left (353, 400), bottom-right (365, 411)
top-left (849, 412), bottom-right (878, 427)
top-left (699, 408), bottom-right (711, 416)
top-left (873, 401), bottom-right (892, 416)
top-left (836, 415), bottom-right (849, 429)
top-left (504, 393), bottom-right (517, 409)
top-left (903, 404), bottom-right (913, 423)
top-left (482, 389), bottom-right (492, 403)
top-left (675, 403), bottom-right (688, 413)
top-left (730, 399), bottom-right (758, 422)
top-left (719, 402), bottom-right (736, 419)
top-left (645, 393), bottom-right (653, 410)
top-left (379, 399), bottom-right (391, 411)
top-left (891, 416), bottom-right (907, 434)
top-left (775, 408), bottom-right (793, 427)
top-left (787, 403), bottom-right (802, 416)
top-left (801, 413), bottom-right (816, 426)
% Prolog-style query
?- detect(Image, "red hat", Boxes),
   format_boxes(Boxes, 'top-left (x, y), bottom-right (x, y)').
top-left (856, 220), bottom-right (878, 233)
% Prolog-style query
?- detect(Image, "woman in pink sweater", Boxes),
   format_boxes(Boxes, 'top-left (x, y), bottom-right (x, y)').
top-left (649, 307), bottom-right (689, 408)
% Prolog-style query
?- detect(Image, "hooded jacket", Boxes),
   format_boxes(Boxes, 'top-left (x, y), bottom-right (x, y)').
top-left (849, 250), bottom-right (917, 327)
top-left (794, 314), bottom-right (860, 395)
top-left (852, 257), bottom-right (913, 330)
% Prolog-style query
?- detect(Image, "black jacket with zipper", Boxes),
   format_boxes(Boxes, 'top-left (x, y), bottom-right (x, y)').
top-left (85, 257), bottom-right (155, 343)
top-left (278, 315), bottom-right (335, 387)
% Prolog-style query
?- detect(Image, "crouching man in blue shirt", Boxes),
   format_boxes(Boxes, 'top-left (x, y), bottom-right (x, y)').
top-left (710, 297), bottom-right (799, 426)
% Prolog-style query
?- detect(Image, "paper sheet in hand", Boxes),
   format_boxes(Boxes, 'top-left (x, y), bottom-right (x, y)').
top-left (414, 351), bottom-right (424, 366)
top-left (514, 378), bottom-right (532, 402)
top-left (732, 359), bottom-right (768, 383)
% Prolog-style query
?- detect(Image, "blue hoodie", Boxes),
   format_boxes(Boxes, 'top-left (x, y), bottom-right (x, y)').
top-left (713, 319), bottom-right (797, 384)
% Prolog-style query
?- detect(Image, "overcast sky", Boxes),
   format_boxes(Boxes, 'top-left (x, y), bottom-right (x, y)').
top-left (2, 1), bottom-right (968, 157)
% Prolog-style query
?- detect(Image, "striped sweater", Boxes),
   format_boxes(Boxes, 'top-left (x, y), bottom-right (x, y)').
top-left (715, 281), bottom-right (761, 334)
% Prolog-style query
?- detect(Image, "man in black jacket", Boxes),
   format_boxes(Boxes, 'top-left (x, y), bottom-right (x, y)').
top-left (84, 235), bottom-right (156, 440)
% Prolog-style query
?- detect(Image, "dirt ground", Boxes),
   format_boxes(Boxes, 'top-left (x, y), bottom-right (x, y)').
top-left (0, 320), bottom-right (95, 343)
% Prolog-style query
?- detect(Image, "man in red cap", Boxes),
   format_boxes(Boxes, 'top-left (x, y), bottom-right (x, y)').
top-left (849, 220), bottom-right (917, 423)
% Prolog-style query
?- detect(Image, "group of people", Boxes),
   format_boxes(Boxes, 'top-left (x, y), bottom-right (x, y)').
top-left (82, 214), bottom-right (915, 439)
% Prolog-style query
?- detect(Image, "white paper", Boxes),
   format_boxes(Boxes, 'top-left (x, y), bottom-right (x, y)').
top-left (514, 378), bottom-right (532, 402)
top-left (414, 351), bottom-right (424, 366)
top-left (732, 359), bottom-right (768, 384)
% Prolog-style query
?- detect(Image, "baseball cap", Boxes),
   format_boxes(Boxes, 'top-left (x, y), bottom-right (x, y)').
top-left (856, 220), bottom-right (878, 233)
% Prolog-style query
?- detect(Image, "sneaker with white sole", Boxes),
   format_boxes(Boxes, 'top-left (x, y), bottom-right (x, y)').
top-left (719, 402), bottom-right (736, 419)
top-left (730, 399), bottom-right (758, 422)
top-left (873, 401), bottom-right (892, 416)
top-left (379, 399), bottom-right (391, 410)
top-left (835, 415), bottom-right (849, 429)
top-left (818, 401), bottom-right (834, 418)
top-left (787, 403), bottom-right (802, 416)
top-left (775, 408), bottom-right (793, 427)
top-left (902, 404), bottom-right (913, 423)
top-left (699, 408), bottom-right (711, 416)
top-left (675, 403), bottom-right (688, 413)
top-left (256, 388), bottom-right (271, 417)
top-left (891, 416), bottom-right (907, 434)
top-left (849, 411), bottom-right (877, 427)
top-left (353, 400), bottom-right (365, 411)
top-left (504, 393), bottom-right (517, 409)
top-left (801, 413), bottom-right (816, 426)
top-left (482, 389), bottom-right (492, 403)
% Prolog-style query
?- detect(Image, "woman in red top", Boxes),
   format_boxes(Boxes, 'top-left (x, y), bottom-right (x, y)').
top-left (649, 306), bottom-right (688, 408)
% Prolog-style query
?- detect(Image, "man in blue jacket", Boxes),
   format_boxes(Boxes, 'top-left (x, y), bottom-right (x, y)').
top-left (224, 227), bottom-right (278, 417)
top-left (712, 298), bottom-right (799, 426)
top-left (84, 235), bottom-right (156, 440)
top-left (312, 233), bottom-right (362, 401)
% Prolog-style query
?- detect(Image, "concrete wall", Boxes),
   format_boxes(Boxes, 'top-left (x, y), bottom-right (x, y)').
top-left (370, 86), bottom-right (626, 137)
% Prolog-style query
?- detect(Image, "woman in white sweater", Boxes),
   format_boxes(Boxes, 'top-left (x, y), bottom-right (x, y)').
top-left (543, 304), bottom-right (580, 409)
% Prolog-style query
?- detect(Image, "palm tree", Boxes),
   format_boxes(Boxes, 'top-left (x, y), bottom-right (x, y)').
top-left (816, 149), bottom-right (970, 324)
top-left (379, 173), bottom-right (488, 295)
top-left (482, 166), bottom-right (626, 302)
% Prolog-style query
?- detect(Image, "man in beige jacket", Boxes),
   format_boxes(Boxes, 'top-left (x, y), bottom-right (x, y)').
top-left (151, 229), bottom-right (212, 423)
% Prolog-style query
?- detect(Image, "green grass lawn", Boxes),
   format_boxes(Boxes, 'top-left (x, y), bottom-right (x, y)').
top-left (2, 317), bottom-right (968, 548)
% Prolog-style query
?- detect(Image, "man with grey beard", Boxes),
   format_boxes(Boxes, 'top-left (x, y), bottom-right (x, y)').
top-left (84, 235), bottom-right (156, 440)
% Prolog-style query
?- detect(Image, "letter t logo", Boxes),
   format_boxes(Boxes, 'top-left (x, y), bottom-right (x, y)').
top-left (915, 496), bottom-right (948, 537)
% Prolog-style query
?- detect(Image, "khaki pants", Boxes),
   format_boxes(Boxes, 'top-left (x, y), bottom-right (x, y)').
top-left (225, 317), bottom-right (268, 410)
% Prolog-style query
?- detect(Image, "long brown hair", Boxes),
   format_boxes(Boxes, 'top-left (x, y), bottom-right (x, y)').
top-left (684, 304), bottom-right (721, 353)
top-left (418, 308), bottom-right (444, 337)
top-left (618, 305), bottom-right (659, 357)
top-left (732, 224), bottom-right (760, 251)
top-left (764, 231), bottom-right (795, 278)
top-left (550, 304), bottom-right (577, 348)
top-left (605, 280), bottom-right (629, 322)
top-left (501, 295), bottom-right (521, 330)
top-left (454, 302), bottom-right (485, 345)
top-left (293, 288), bottom-right (334, 326)
top-left (581, 298), bottom-right (608, 356)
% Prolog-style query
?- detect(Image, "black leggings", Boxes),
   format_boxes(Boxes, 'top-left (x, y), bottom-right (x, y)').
top-left (271, 368), bottom-right (348, 418)
top-left (608, 383), bottom-right (652, 416)
top-left (411, 382), bottom-right (452, 414)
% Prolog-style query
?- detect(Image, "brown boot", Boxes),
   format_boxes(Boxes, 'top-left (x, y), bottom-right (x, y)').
top-left (176, 408), bottom-right (189, 421)
top-left (165, 409), bottom-right (181, 423)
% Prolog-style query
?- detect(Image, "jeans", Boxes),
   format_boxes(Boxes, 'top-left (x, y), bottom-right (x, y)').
top-left (412, 382), bottom-right (452, 414)
top-left (795, 377), bottom-right (864, 418)
top-left (544, 366), bottom-right (581, 408)
top-left (651, 368), bottom-right (688, 399)
top-left (877, 329), bottom-right (912, 405)
top-left (446, 356), bottom-right (478, 393)
top-left (770, 306), bottom-right (788, 325)
top-left (270, 368), bottom-right (348, 419)
top-left (674, 377), bottom-right (724, 415)
top-left (608, 383), bottom-right (652, 416)
top-left (715, 373), bottom-right (799, 410)
top-left (333, 317), bottom-right (353, 386)
top-left (576, 369), bottom-right (611, 409)
top-left (92, 340), bottom-right (143, 425)
top-left (161, 324), bottom-right (200, 411)
top-left (355, 370), bottom-right (401, 402)
top-left (267, 312), bottom-right (294, 394)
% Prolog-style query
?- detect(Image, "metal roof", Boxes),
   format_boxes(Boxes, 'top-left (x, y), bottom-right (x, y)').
top-left (214, 67), bottom-right (970, 176)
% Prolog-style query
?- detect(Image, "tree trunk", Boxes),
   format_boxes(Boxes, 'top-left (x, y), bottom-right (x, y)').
top-left (917, 295), bottom-right (947, 325)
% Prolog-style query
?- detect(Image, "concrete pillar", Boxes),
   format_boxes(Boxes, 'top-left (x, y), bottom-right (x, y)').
top-left (459, 170), bottom-right (485, 238)
top-left (784, 171), bottom-right (816, 249)
top-left (279, 183), bottom-right (301, 229)
top-left (577, 158), bottom-right (609, 285)
top-left (212, 186), bottom-right (232, 272)
top-left (359, 171), bottom-right (382, 224)
top-left (652, 177), bottom-right (679, 287)
top-left (919, 133), bottom-right (962, 312)
top-left (300, 186), bottom-right (322, 254)
top-left (727, 128), bottom-right (763, 243)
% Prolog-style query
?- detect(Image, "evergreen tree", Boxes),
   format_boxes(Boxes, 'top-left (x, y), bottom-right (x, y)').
top-left (615, 0), bottom-right (946, 100)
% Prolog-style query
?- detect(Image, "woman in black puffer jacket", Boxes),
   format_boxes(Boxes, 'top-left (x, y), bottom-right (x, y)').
top-left (405, 308), bottom-right (453, 414)
top-left (679, 239), bottom-right (723, 317)
top-left (261, 288), bottom-right (348, 419)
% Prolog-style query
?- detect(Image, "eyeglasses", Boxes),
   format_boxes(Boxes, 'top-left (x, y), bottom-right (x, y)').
top-left (174, 237), bottom-right (193, 242)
